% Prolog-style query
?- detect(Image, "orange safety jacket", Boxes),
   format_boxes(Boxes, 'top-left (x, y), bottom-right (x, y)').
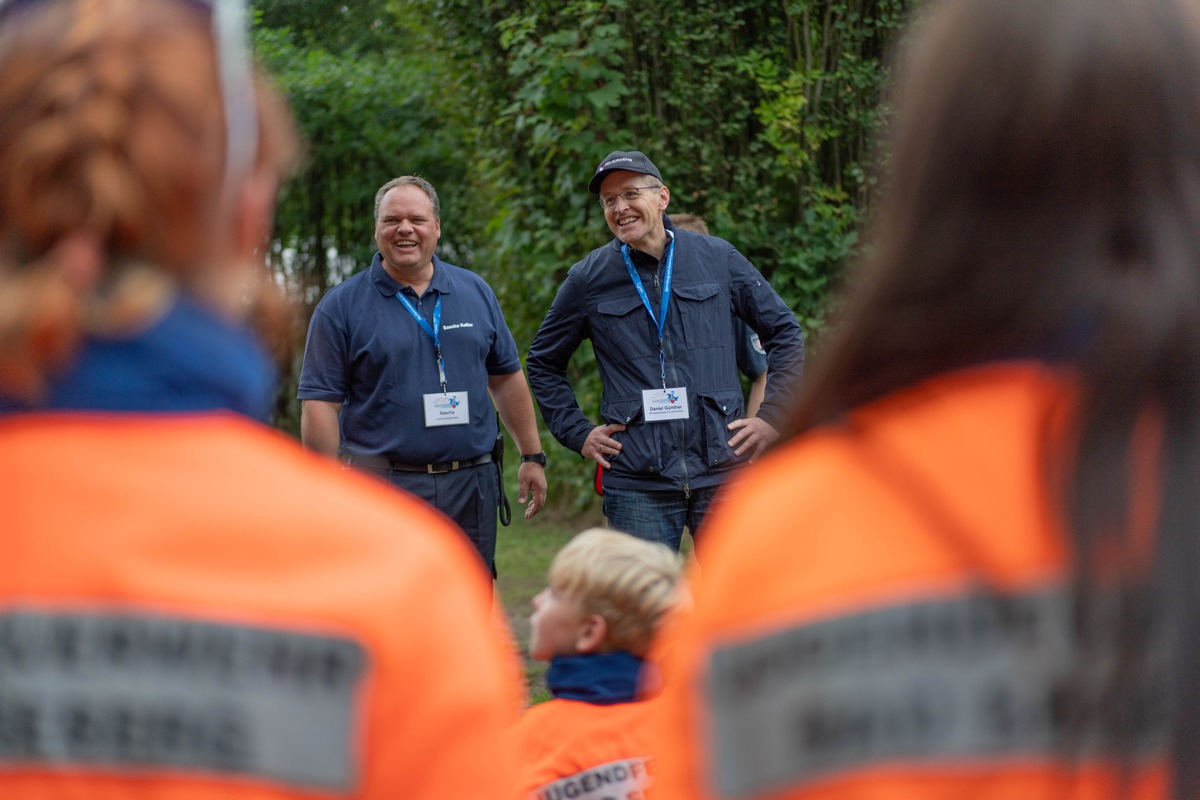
top-left (0, 412), bottom-right (524, 800)
top-left (651, 362), bottom-right (1168, 800)
top-left (514, 695), bottom-right (656, 800)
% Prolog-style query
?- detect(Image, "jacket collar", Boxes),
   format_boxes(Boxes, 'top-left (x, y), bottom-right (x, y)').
top-left (546, 651), bottom-right (656, 705)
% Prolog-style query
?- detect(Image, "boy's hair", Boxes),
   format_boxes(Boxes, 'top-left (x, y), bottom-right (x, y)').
top-left (547, 529), bottom-right (682, 658)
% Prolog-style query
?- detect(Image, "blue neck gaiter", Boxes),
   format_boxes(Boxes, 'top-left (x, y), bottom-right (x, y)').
top-left (546, 651), bottom-right (653, 705)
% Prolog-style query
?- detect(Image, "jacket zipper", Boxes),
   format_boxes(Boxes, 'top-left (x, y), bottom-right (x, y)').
top-left (660, 290), bottom-right (691, 499)
top-left (648, 260), bottom-right (689, 499)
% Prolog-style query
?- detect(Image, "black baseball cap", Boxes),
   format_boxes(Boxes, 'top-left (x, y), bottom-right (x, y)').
top-left (588, 150), bottom-right (663, 194)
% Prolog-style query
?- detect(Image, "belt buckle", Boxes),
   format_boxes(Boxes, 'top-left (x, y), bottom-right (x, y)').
top-left (427, 461), bottom-right (456, 474)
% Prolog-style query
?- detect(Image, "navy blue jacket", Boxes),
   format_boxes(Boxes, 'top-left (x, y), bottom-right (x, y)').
top-left (527, 222), bottom-right (804, 492)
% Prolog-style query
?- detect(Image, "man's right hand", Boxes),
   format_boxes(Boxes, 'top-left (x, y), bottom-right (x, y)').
top-left (581, 423), bottom-right (627, 469)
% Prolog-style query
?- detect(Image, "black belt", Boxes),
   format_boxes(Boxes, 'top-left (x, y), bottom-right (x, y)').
top-left (345, 452), bottom-right (493, 474)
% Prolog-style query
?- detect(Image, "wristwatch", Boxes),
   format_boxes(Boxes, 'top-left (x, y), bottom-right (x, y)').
top-left (520, 451), bottom-right (547, 466)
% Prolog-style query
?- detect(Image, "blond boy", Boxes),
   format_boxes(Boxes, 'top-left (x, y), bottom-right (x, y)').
top-left (514, 528), bottom-right (683, 799)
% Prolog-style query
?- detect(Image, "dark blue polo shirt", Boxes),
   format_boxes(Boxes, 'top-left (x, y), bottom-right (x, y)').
top-left (298, 254), bottom-right (521, 463)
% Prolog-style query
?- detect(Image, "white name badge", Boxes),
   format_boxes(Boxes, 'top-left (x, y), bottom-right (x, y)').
top-left (643, 386), bottom-right (689, 422)
top-left (423, 391), bottom-right (470, 426)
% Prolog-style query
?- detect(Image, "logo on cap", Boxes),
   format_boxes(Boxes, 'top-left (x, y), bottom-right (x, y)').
top-left (599, 157), bottom-right (634, 171)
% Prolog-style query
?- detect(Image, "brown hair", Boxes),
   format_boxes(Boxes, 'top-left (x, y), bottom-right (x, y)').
top-left (0, 0), bottom-right (299, 398)
top-left (670, 213), bottom-right (709, 236)
top-left (790, 0), bottom-right (1200, 793)
top-left (374, 175), bottom-right (441, 223)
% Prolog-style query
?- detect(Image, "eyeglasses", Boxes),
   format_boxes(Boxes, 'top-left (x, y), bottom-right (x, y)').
top-left (599, 185), bottom-right (662, 210)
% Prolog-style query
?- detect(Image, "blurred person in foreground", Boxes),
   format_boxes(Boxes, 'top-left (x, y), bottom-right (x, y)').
top-left (0, 1), bottom-right (522, 798)
top-left (652, 0), bottom-right (1200, 797)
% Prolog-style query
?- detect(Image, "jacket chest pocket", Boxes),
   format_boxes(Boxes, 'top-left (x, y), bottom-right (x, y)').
top-left (595, 295), bottom-right (659, 361)
top-left (673, 282), bottom-right (725, 351)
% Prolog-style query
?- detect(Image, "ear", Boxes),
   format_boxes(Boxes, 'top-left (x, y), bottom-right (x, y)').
top-left (575, 613), bottom-right (609, 655)
top-left (659, 185), bottom-right (670, 212)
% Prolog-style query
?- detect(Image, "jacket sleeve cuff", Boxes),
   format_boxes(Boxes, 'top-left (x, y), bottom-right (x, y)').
top-left (755, 403), bottom-right (787, 432)
top-left (563, 421), bottom-right (593, 455)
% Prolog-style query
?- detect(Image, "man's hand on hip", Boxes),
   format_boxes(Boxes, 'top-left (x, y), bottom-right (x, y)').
top-left (582, 423), bottom-right (627, 469)
top-left (726, 417), bottom-right (779, 462)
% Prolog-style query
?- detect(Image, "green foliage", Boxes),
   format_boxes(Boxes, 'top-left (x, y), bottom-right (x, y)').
top-left (255, 0), bottom-right (394, 54)
top-left (251, 1), bottom-right (472, 434)
top-left (252, 0), bottom-right (907, 501)
top-left (402, 0), bottom-right (907, 501)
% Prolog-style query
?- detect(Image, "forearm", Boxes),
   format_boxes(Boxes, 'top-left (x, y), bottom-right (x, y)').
top-left (729, 256), bottom-right (804, 427)
top-left (526, 366), bottom-right (592, 452)
top-left (526, 275), bottom-right (595, 452)
top-left (300, 400), bottom-right (342, 457)
top-left (488, 371), bottom-right (542, 454)
top-left (539, 397), bottom-right (595, 454)
top-left (747, 373), bottom-right (766, 418)
top-left (743, 297), bottom-right (804, 427)
top-left (758, 331), bottom-right (804, 428)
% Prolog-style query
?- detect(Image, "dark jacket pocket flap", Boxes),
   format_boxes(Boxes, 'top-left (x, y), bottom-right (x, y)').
top-left (672, 282), bottom-right (721, 302)
top-left (601, 397), bottom-right (645, 426)
top-left (699, 389), bottom-right (744, 418)
top-left (597, 294), bottom-right (646, 317)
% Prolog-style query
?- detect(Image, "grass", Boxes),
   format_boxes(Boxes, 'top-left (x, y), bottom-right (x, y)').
top-left (495, 506), bottom-right (605, 703)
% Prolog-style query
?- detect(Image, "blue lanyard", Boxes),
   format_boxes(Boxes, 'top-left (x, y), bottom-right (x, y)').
top-left (621, 232), bottom-right (675, 389)
top-left (394, 291), bottom-right (448, 393)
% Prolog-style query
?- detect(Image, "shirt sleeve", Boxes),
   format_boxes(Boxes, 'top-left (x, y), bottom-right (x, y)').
top-left (526, 273), bottom-right (595, 454)
top-left (728, 251), bottom-right (805, 429)
top-left (297, 301), bottom-right (350, 402)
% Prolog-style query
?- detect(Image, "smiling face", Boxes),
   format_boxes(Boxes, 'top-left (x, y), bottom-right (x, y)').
top-left (599, 170), bottom-right (670, 257)
top-left (374, 184), bottom-right (441, 283)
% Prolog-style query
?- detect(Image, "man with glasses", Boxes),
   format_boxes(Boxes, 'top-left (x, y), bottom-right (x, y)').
top-left (527, 151), bottom-right (804, 553)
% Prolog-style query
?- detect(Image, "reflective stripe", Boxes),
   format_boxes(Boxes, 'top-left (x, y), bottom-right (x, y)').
top-left (0, 609), bottom-right (367, 791)
top-left (533, 756), bottom-right (651, 800)
top-left (705, 586), bottom-right (1169, 797)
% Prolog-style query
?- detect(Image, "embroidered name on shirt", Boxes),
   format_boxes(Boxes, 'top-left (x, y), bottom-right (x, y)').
top-left (440, 322), bottom-right (475, 330)
top-left (0, 608), bottom-right (368, 791)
